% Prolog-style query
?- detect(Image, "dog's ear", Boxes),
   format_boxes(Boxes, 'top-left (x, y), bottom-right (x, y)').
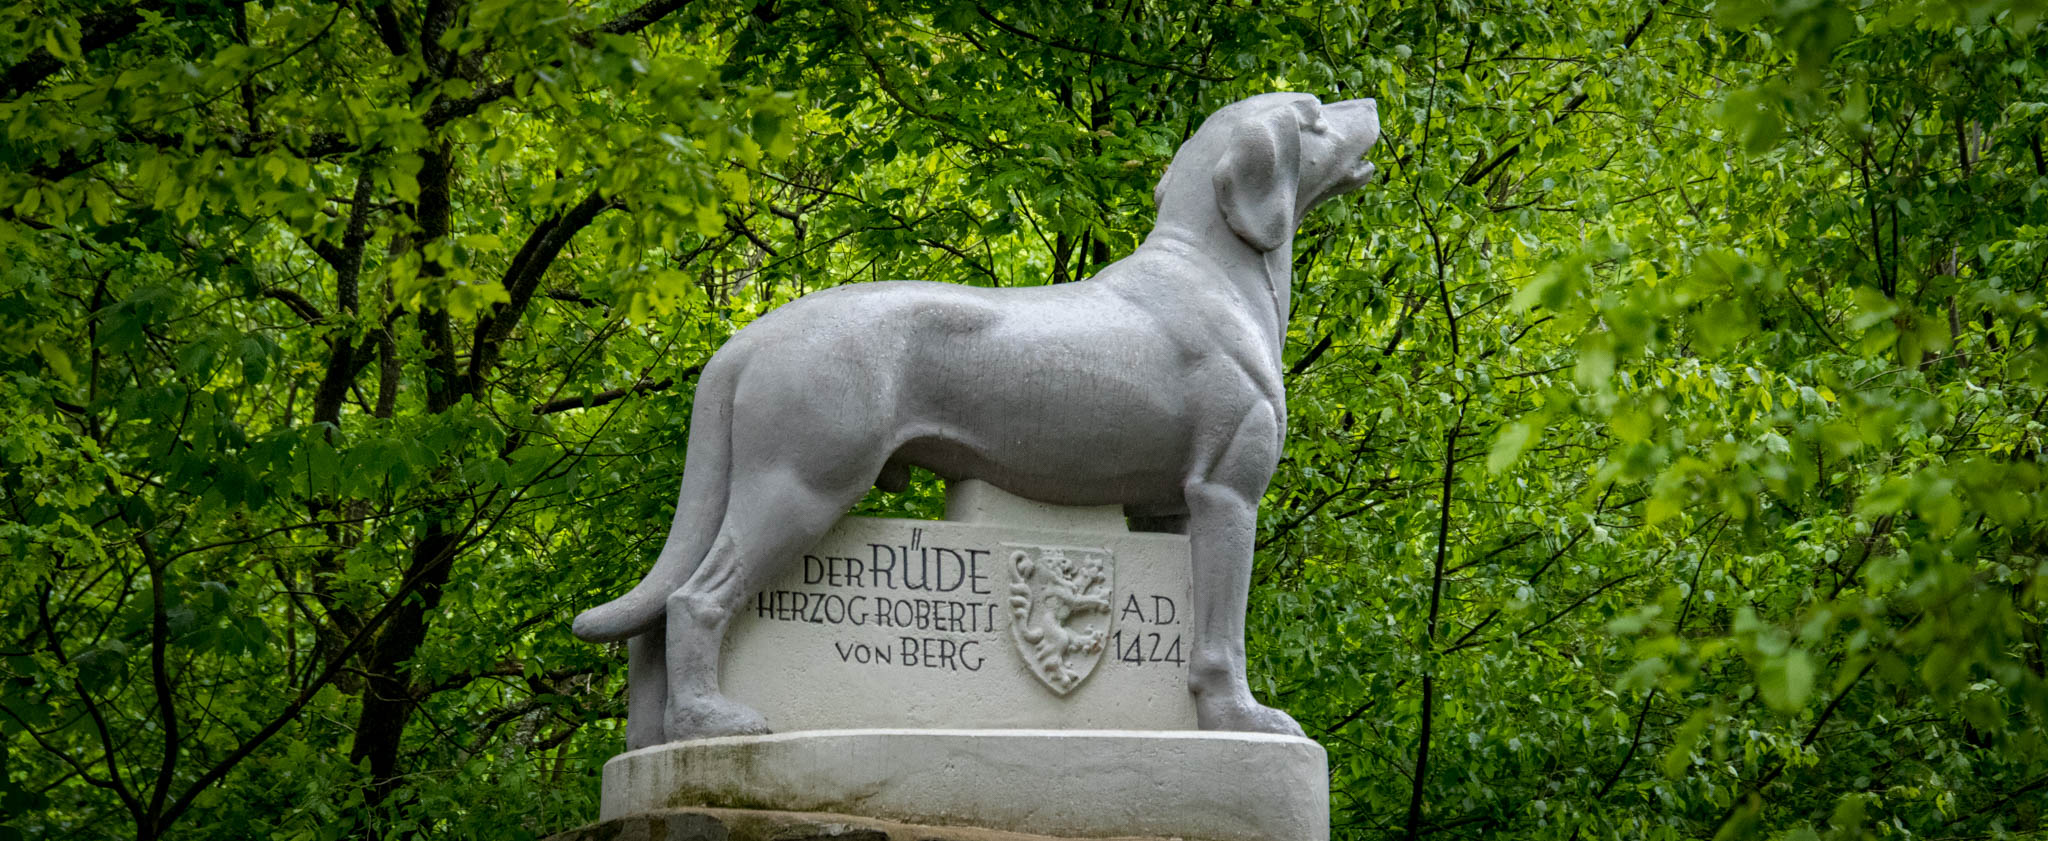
top-left (1212, 109), bottom-right (1302, 253)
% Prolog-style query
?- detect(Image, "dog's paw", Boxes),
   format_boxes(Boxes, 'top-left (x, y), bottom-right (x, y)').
top-left (664, 694), bottom-right (771, 741)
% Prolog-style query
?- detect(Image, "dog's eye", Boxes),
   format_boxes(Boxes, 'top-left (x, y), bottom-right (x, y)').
top-left (1305, 118), bottom-right (1330, 135)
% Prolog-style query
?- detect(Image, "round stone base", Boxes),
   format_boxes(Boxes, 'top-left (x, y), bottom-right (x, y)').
top-left (599, 729), bottom-right (1329, 841)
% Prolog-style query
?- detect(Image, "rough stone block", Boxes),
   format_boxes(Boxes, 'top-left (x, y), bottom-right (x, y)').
top-left (600, 729), bottom-right (1328, 841)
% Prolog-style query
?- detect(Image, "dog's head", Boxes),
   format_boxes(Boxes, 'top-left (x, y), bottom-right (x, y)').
top-left (1158, 93), bottom-right (1381, 253)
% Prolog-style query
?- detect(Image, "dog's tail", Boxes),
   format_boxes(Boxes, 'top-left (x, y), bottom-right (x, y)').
top-left (572, 362), bottom-right (736, 643)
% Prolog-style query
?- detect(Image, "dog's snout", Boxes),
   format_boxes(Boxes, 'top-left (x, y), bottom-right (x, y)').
top-left (1322, 98), bottom-right (1376, 125)
top-left (1324, 98), bottom-right (1380, 148)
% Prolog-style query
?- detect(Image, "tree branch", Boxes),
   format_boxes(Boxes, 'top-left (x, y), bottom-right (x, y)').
top-left (419, 0), bottom-right (701, 130)
top-left (33, 581), bottom-right (143, 824)
top-left (157, 503), bottom-right (475, 830)
top-left (39, 0), bottom-right (703, 175)
top-left (0, 0), bottom-right (165, 102)
top-left (1286, 331), bottom-right (1335, 377)
top-left (530, 376), bottom-right (678, 415)
top-left (139, 536), bottom-right (179, 833)
top-left (597, 0), bottom-right (698, 35)
top-left (834, 4), bottom-right (1004, 152)
top-left (309, 171), bottom-right (376, 431)
top-left (1594, 522), bottom-right (1722, 801)
top-left (1405, 396), bottom-right (1466, 841)
top-left (351, 0), bottom-right (410, 57)
top-left (725, 217), bottom-right (782, 257)
top-left (1457, 2), bottom-right (1660, 188)
top-left (467, 189), bottom-right (617, 390)
top-left (260, 288), bottom-right (325, 324)
top-left (975, 7), bottom-right (1233, 82)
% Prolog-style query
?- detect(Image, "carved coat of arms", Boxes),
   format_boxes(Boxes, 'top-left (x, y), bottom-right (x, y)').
top-left (1004, 544), bottom-right (1114, 694)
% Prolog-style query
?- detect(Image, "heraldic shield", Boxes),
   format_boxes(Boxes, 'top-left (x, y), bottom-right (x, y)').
top-left (1004, 543), bottom-right (1115, 695)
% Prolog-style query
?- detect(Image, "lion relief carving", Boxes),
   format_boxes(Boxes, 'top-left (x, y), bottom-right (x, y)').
top-left (1006, 544), bottom-right (1114, 694)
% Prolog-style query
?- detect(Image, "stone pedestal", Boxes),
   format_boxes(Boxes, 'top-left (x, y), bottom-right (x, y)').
top-left (545, 806), bottom-right (1188, 841)
top-left (600, 730), bottom-right (1328, 841)
top-left (718, 482), bottom-right (1198, 731)
top-left (598, 483), bottom-right (1329, 841)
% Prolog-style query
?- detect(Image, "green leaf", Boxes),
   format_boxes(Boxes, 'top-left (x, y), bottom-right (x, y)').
top-left (36, 342), bottom-right (76, 384)
top-left (1662, 711), bottom-right (1709, 779)
top-left (1575, 333), bottom-right (1615, 391)
top-left (1487, 418), bottom-right (1538, 473)
top-left (1759, 649), bottom-right (1815, 713)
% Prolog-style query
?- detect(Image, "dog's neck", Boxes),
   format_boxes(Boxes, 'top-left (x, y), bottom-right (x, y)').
top-left (1139, 217), bottom-right (1296, 352)
top-left (1134, 130), bottom-right (1310, 353)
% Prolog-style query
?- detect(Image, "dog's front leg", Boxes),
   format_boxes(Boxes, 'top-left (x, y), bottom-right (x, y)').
top-left (1184, 406), bottom-right (1306, 738)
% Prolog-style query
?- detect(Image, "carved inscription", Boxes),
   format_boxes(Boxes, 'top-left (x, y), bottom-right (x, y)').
top-left (1113, 594), bottom-right (1185, 665)
top-left (745, 526), bottom-right (1186, 698)
top-left (752, 529), bottom-right (998, 672)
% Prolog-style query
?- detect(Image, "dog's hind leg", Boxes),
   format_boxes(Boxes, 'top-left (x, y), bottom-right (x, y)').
top-left (1184, 405), bottom-right (1307, 738)
top-left (661, 463), bottom-right (870, 739)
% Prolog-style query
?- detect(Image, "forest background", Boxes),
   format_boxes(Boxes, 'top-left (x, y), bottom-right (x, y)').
top-left (2, 0), bottom-right (2045, 839)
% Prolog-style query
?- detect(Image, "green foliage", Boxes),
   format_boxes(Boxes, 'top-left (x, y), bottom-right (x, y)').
top-left (1, 0), bottom-right (2045, 840)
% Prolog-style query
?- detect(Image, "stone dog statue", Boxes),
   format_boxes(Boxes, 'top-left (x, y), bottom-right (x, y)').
top-left (574, 92), bottom-right (1381, 746)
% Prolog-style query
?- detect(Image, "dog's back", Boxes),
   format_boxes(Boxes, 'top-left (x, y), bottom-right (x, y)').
top-left (710, 273), bottom-right (1231, 507)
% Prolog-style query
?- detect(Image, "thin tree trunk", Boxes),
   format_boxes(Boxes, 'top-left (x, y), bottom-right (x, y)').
top-left (1405, 400), bottom-right (1463, 840)
top-left (350, 137), bottom-right (460, 815)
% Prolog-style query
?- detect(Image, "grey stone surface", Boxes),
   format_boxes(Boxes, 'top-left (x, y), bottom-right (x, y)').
top-left (717, 482), bottom-right (1200, 731)
top-left (572, 91), bottom-right (1379, 745)
top-left (598, 729), bottom-right (1329, 841)
top-left (543, 807), bottom-right (1170, 841)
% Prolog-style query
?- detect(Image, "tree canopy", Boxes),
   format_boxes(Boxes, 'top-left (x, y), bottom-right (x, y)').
top-left (2, 0), bottom-right (2045, 839)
